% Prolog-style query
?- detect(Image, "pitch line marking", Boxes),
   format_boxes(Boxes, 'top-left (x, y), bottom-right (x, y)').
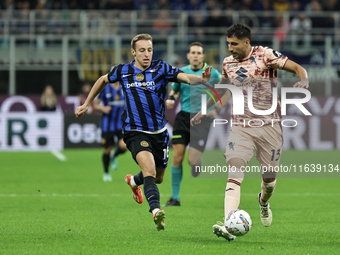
top-left (50, 150), bottom-right (67, 161)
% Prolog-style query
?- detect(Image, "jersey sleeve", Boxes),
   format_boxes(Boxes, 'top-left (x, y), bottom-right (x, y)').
top-left (264, 47), bottom-right (288, 70)
top-left (163, 61), bottom-right (183, 82)
top-left (212, 68), bottom-right (222, 80)
top-left (107, 64), bottom-right (121, 83)
top-left (172, 82), bottom-right (180, 92)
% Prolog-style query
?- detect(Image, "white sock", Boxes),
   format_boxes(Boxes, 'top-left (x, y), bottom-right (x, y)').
top-left (259, 199), bottom-right (269, 206)
top-left (130, 176), bottom-right (138, 188)
top-left (152, 208), bottom-right (160, 215)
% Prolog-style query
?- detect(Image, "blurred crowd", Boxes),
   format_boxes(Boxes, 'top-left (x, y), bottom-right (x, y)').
top-left (0, 0), bottom-right (338, 12)
top-left (0, 0), bottom-right (338, 46)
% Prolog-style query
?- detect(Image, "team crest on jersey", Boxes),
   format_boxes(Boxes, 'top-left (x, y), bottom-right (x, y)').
top-left (140, 141), bottom-right (149, 147)
top-left (136, 73), bottom-right (144, 81)
top-left (115, 94), bottom-right (120, 100)
top-left (101, 138), bottom-right (106, 145)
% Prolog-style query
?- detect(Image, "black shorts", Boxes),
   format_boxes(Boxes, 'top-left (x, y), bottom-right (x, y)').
top-left (101, 130), bottom-right (123, 148)
top-left (123, 129), bottom-right (170, 169)
top-left (172, 111), bottom-right (212, 152)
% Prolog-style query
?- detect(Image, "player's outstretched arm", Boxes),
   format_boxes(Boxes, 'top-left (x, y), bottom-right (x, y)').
top-left (282, 60), bottom-right (309, 88)
top-left (75, 75), bottom-right (110, 117)
top-left (177, 66), bottom-right (212, 85)
top-left (190, 75), bottom-right (232, 126)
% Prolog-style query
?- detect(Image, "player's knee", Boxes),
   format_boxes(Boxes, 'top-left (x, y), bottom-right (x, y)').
top-left (263, 178), bottom-right (276, 183)
top-left (155, 176), bottom-right (163, 184)
top-left (188, 157), bottom-right (201, 167)
top-left (103, 147), bottom-right (111, 155)
top-left (261, 179), bottom-right (277, 194)
top-left (173, 154), bottom-right (184, 165)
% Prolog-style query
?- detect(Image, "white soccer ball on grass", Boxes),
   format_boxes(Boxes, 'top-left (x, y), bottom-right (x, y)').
top-left (224, 209), bottom-right (252, 236)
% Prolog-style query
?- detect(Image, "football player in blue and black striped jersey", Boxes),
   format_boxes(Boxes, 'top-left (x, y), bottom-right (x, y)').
top-left (94, 82), bottom-right (127, 182)
top-left (75, 33), bottom-right (212, 231)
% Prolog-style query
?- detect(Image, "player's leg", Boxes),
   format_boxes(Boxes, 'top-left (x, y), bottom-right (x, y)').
top-left (189, 115), bottom-right (211, 177)
top-left (103, 146), bottom-right (113, 181)
top-left (188, 147), bottom-right (203, 177)
top-left (135, 151), bottom-right (160, 210)
top-left (223, 127), bottom-right (254, 218)
top-left (147, 129), bottom-right (170, 230)
top-left (256, 123), bottom-right (282, 227)
top-left (213, 157), bottom-right (246, 242)
top-left (112, 131), bottom-right (127, 158)
top-left (110, 131), bottom-right (127, 170)
top-left (163, 143), bottom-right (185, 207)
top-left (134, 150), bottom-right (166, 230)
top-left (257, 174), bottom-right (277, 227)
top-left (101, 132), bottom-right (114, 181)
top-left (213, 127), bottom-right (254, 241)
top-left (123, 131), bottom-right (153, 204)
top-left (164, 111), bottom-right (189, 206)
top-left (224, 158), bottom-right (246, 218)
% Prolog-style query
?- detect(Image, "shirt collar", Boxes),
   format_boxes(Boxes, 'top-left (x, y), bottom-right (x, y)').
top-left (189, 62), bottom-right (207, 71)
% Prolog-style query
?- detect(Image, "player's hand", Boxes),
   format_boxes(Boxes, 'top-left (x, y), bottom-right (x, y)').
top-left (190, 111), bottom-right (204, 126)
top-left (202, 66), bottom-right (212, 83)
top-left (102, 106), bottom-right (112, 114)
top-left (166, 99), bottom-right (175, 109)
top-left (75, 104), bottom-right (89, 118)
top-left (293, 78), bottom-right (309, 88)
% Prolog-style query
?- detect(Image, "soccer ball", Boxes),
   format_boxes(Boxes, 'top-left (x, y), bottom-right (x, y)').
top-left (225, 209), bottom-right (252, 236)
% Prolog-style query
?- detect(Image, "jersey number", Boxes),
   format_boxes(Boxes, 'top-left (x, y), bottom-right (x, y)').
top-left (271, 149), bottom-right (281, 161)
top-left (163, 146), bottom-right (169, 160)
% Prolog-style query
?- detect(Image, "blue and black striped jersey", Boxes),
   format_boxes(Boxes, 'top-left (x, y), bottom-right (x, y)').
top-left (98, 84), bottom-right (125, 133)
top-left (107, 59), bottom-right (182, 132)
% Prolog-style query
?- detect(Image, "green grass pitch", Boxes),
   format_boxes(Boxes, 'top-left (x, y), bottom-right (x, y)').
top-left (0, 149), bottom-right (339, 254)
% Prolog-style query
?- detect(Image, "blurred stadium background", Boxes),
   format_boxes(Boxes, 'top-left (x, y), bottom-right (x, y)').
top-left (0, 0), bottom-right (339, 151)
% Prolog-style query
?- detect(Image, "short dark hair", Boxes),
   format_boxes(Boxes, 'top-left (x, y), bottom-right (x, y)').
top-left (188, 42), bottom-right (204, 53)
top-left (226, 24), bottom-right (251, 41)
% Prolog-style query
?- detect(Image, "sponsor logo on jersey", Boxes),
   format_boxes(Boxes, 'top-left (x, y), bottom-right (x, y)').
top-left (228, 63), bottom-right (238, 68)
top-left (235, 67), bottom-right (248, 82)
top-left (126, 81), bottom-right (155, 90)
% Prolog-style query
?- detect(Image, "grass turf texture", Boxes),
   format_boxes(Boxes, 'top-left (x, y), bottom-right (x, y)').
top-left (0, 149), bottom-right (339, 254)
